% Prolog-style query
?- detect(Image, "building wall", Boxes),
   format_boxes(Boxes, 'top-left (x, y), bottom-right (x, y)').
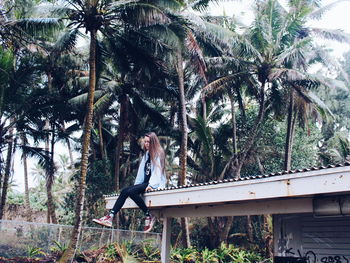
top-left (274, 213), bottom-right (350, 263)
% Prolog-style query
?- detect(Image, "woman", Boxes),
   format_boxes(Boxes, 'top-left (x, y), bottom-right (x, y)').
top-left (93, 132), bottom-right (166, 233)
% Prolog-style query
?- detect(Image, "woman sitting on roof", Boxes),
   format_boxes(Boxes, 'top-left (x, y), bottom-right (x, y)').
top-left (93, 132), bottom-right (166, 233)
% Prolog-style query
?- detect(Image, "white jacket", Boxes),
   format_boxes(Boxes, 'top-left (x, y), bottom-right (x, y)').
top-left (134, 151), bottom-right (166, 189)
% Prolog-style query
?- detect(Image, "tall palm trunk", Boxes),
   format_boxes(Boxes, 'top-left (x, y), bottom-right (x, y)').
top-left (0, 125), bottom-right (14, 220)
top-left (44, 120), bottom-right (51, 222)
top-left (47, 126), bottom-right (57, 224)
top-left (235, 82), bottom-right (266, 177)
top-left (21, 133), bottom-right (32, 222)
top-left (98, 117), bottom-right (105, 160)
top-left (284, 88), bottom-right (297, 171)
top-left (114, 94), bottom-right (128, 192)
top-left (176, 51), bottom-right (191, 248)
top-left (228, 89), bottom-right (238, 158)
top-left (177, 52), bottom-right (187, 187)
top-left (59, 28), bottom-right (97, 263)
top-left (220, 82), bottom-right (267, 179)
top-left (45, 69), bottom-right (58, 223)
top-left (98, 117), bottom-right (109, 179)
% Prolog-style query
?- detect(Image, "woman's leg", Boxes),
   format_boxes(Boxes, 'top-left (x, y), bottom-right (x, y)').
top-left (127, 183), bottom-right (149, 214)
top-left (111, 183), bottom-right (148, 214)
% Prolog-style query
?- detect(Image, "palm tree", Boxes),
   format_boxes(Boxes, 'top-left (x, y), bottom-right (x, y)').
top-left (0, 0), bottom-right (62, 222)
top-left (278, 0), bottom-right (350, 170)
top-left (0, 48), bottom-right (44, 220)
top-left (57, 0), bottom-right (184, 261)
top-left (202, 0), bottom-right (349, 178)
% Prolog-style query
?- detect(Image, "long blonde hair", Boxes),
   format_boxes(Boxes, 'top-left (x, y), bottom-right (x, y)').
top-left (145, 132), bottom-right (165, 174)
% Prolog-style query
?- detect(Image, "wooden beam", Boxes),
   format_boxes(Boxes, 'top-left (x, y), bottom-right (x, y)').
top-left (159, 198), bottom-right (313, 218)
top-left (161, 217), bottom-right (171, 263)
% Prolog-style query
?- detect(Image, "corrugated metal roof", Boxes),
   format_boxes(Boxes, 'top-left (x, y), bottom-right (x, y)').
top-left (104, 161), bottom-right (350, 197)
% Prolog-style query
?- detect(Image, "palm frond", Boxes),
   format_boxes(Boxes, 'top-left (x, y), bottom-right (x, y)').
top-left (150, 0), bottom-right (185, 10)
top-left (130, 89), bottom-right (171, 129)
top-left (52, 29), bottom-right (80, 54)
top-left (141, 24), bottom-right (182, 51)
top-left (192, 116), bottom-right (214, 155)
top-left (338, 136), bottom-right (350, 158)
top-left (15, 18), bottom-right (62, 37)
top-left (0, 48), bottom-right (14, 86)
top-left (116, 2), bottom-right (171, 27)
top-left (202, 72), bottom-right (246, 97)
top-left (310, 28), bottom-right (350, 43)
top-left (68, 90), bottom-right (104, 107)
top-left (205, 56), bottom-right (241, 69)
top-left (93, 93), bottom-right (114, 116)
top-left (311, 74), bottom-right (348, 91)
top-left (21, 145), bottom-right (51, 173)
top-left (186, 30), bottom-right (207, 83)
top-left (200, 20), bottom-right (237, 51)
top-left (306, 90), bottom-right (334, 121)
top-left (269, 68), bottom-right (309, 81)
top-left (188, 0), bottom-right (213, 12)
top-left (313, 47), bottom-right (350, 83)
top-left (308, 0), bottom-right (348, 20)
top-left (275, 37), bottom-right (312, 68)
top-left (235, 34), bottom-right (263, 61)
top-left (109, 0), bottom-right (141, 9)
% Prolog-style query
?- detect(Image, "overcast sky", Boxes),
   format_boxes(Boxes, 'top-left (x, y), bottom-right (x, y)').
top-left (208, 0), bottom-right (350, 58)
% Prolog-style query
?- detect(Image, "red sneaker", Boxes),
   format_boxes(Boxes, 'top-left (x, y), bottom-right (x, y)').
top-left (143, 214), bottom-right (156, 233)
top-left (92, 215), bottom-right (113, 228)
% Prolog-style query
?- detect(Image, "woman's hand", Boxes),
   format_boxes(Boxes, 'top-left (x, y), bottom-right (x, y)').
top-left (145, 186), bottom-right (153, 192)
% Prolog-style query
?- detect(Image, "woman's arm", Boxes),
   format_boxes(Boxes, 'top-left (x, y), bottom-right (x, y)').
top-left (148, 156), bottom-right (165, 189)
top-left (134, 154), bottom-right (146, 185)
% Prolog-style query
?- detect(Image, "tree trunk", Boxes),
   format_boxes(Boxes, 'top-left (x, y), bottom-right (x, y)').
top-left (236, 86), bottom-right (246, 121)
top-left (45, 72), bottom-right (55, 220)
top-left (284, 89), bottom-right (296, 171)
top-left (228, 89), bottom-right (238, 158)
top-left (114, 94), bottom-right (128, 192)
top-left (44, 119), bottom-right (51, 222)
top-left (207, 217), bottom-right (233, 248)
top-left (176, 51), bottom-right (191, 248)
top-left (235, 82), bottom-right (266, 177)
top-left (0, 125), bottom-right (14, 220)
top-left (218, 216), bottom-right (233, 243)
top-left (58, 28), bottom-right (97, 263)
top-left (98, 117), bottom-right (105, 160)
top-left (263, 214), bottom-right (273, 258)
top-left (177, 52), bottom-right (187, 185)
top-left (220, 82), bottom-right (267, 180)
top-left (21, 133), bottom-right (32, 222)
top-left (47, 125), bottom-right (57, 224)
top-left (246, 215), bottom-right (253, 243)
top-left (255, 154), bottom-right (264, 174)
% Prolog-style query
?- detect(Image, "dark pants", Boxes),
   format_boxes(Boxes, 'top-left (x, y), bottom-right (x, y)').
top-left (111, 183), bottom-right (148, 214)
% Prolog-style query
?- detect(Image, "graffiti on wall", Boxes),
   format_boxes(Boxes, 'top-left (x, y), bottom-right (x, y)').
top-left (275, 248), bottom-right (350, 263)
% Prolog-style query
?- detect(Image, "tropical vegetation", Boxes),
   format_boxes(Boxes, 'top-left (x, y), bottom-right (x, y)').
top-left (0, 0), bottom-right (349, 261)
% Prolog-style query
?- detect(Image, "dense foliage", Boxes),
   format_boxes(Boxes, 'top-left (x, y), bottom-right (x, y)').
top-left (0, 0), bottom-right (349, 260)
